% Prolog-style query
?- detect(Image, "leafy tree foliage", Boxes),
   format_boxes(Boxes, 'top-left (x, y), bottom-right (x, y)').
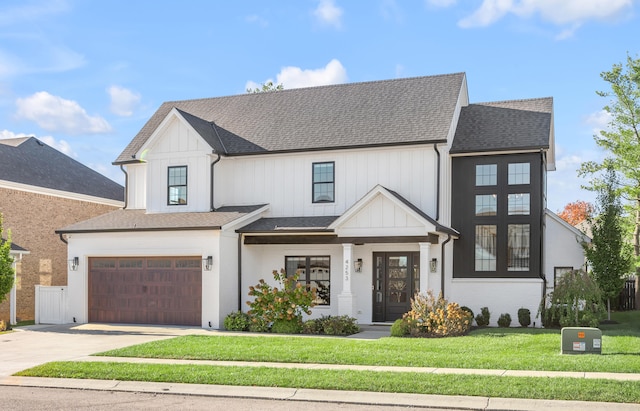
top-left (0, 214), bottom-right (15, 304)
top-left (558, 200), bottom-right (594, 226)
top-left (246, 81), bottom-right (284, 93)
top-left (583, 166), bottom-right (632, 319)
top-left (579, 54), bottom-right (640, 302)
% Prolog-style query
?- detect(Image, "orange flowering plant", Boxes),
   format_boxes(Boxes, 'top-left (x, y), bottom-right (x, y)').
top-left (402, 290), bottom-right (472, 337)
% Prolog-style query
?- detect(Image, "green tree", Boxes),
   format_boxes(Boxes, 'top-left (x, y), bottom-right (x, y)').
top-left (579, 54), bottom-right (640, 305)
top-left (583, 166), bottom-right (632, 320)
top-left (246, 80), bottom-right (284, 93)
top-left (0, 213), bottom-right (15, 304)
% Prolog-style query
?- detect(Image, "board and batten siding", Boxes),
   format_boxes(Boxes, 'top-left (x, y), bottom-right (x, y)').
top-left (217, 145), bottom-right (442, 220)
top-left (141, 116), bottom-right (215, 213)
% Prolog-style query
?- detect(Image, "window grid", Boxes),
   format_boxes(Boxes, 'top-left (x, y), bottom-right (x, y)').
top-left (508, 193), bottom-right (530, 215)
top-left (168, 166), bottom-right (188, 205)
top-left (475, 164), bottom-right (497, 186)
top-left (508, 163), bottom-right (530, 185)
top-left (312, 162), bottom-right (335, 203)
top-left (475, 225), bottom-right (497, 271)
top-left (508, 224), bottom-right (530, 271)
top-left (285, 256), bottom-right (330, 305)
top-left (475, 194), bottom-right (497, 216)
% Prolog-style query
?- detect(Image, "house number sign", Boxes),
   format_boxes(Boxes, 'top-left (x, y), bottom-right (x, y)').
top-left (344, 259), bottom-right (350, 282)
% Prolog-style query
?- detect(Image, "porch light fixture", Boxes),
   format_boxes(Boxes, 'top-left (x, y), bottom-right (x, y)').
top-left (430, 258), bottom-right (438, 273)
top-left (354, 258), bottom-right (363, 273)
top-left (203, 256), bottom-right (213, 271)
top-left (68, 257), bottom-right (79, 271)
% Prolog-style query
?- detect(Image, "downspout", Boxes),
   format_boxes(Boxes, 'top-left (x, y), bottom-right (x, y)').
top-left (210, 153), bottom-right (221, 211)
top-left (237, 233), bottom-right (243, 311)
top-left (440, 234), bottom-right (452, 297)
top-left (538, 150), bottom-right (547, 317)
top-left (433, 143), bottom-right (441, 221)
top-left (58, 233), bottom-right (68, 244)
top-left (119, 165), bottom-right (128, 209)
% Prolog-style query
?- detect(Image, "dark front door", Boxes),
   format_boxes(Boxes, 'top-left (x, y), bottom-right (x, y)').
top-left (372, 252), bottom-right (420, 322)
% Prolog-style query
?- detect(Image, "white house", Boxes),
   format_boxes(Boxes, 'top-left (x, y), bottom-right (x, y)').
top-left (57, 73), bottom-right (587, 328)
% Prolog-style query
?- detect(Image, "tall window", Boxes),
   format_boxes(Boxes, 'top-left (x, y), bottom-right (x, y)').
top-left (508, 224), bottom-right (530, 271)
top-left (312, 162), bottom-right (335, 203)
top-left (285, 256), bottom-right (330, 305)
top-left (475, 225), bottom-right (497, 271)
top-left (168, 166), bottom-right (187, 205)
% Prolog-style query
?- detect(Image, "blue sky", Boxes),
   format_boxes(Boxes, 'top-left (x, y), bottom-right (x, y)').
top-left (1, 0), bottom-right (638, 212)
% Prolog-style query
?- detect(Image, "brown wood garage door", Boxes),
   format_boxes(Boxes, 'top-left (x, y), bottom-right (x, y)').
top-left (89, 257), bottom-right (202, 326)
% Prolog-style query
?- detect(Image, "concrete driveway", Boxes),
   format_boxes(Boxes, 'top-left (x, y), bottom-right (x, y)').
top-left (0, 323), bottom-right (210, 378)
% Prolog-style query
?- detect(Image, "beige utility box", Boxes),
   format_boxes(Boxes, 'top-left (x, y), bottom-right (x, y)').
top-left (561, 327), bottom-right (602, 354)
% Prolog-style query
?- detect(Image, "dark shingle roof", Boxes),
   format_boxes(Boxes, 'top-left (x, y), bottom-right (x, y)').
top-left (55, 205), bottom-right (267, 234)
top-left (450, 97), bottom-right (552, 154)
top-left (0, 137), bottom-right (124, 201)
top-left (2, 238), bottom-right (28, 253)
top-left (238, 216), bottom-right (339, 233)
top-left (115, 73), bottom-right (466, 163)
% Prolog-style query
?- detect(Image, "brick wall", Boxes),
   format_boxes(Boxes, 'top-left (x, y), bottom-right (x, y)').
top-left (0, 187), bottom-right (120, 322)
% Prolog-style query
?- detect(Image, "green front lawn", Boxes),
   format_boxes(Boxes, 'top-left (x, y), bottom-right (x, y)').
top-left (15, 362), bottom-right (640, 403)
top-left (96, 315), bottom-right (640, 373)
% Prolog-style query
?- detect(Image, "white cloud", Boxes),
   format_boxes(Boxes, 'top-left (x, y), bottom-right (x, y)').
top-left (245, 14), bottom-right (269, 28)
top-left (458, 0), bottom-right (634, 29)
top-left (313, 0), bottom-right (343, 29)
top-left (426, 0), bottom-right (457, 7)
top-left (246, 59), bottom-right (348, 91)
top-left (0, 129), bottom-right (29, 139)
top-left (547, 147), bottom-right (601, 212)
top-left (584, 109), bottom-right (612, 135)
top-left (0, 0), bottom-right (70, 26)
top-left (15, 91), bottom-right (112, 135)
top-left (107, 85), bottom-right (141, 117)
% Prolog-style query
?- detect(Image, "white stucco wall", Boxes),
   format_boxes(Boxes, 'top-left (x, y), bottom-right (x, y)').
top-left (65, 230), bottom-right (224, 328)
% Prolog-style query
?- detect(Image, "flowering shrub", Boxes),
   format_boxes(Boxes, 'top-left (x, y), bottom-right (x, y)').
top-left (247, 269), bottom-right (316, 329)
top-left (398, 291), bottom-right (472, 337)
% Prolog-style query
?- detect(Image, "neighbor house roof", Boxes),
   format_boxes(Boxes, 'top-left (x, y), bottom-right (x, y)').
top-left (56, 205), bottom-right (267, 234)
top-left (2, 238), bottom-right (29, 253)
top-left (115, 73), bottom-right (466, 163)
top-left (450, 97), bottom-right (553, 154)
top-left (0, 137), bottom-right (124, 202)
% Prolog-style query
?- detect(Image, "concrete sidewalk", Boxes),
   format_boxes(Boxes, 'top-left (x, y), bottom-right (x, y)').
top-left (1, 323), bottom-right (639, 410)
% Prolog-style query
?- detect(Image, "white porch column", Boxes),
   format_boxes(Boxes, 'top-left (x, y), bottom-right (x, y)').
top-left (338, 243), bottom-right (356, 317)
top-left (9, 253), bottom-right (22, 325)
top-left (419, 242), bottom-right (431, 294)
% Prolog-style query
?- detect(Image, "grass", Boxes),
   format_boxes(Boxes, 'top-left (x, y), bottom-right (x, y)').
top-left (95, 314), bottom-right (640, 373)
top-left (15, 311), bottom-right (640, 404)
top-left (15, 361), bottom-right (640, 403)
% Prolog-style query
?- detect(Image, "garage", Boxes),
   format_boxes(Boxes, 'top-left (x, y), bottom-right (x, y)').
top-left (88, 257), bottom-right (202, 326)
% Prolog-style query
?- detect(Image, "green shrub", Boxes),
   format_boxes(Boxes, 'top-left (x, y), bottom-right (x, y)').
top-left (517, 308), bottom-right (531, 327)
top-left (223, 311), bottom-right (251, 331)
top-left (247, 269), bottom-right (316, 326)
top-left (271, 318), bottom-right (303, 334)
top-left (403, 291), bottom-right (472, 337)
top-left (475, 307), bottom-right (490, 327)
top-left (301, 315), bottom-right (360, 336)
top-left (248, 317), bottom-right (270, 333)
top-left (460, 306), bottom-right (474, 323)
top-left (539, 269), bottom-right (605, 328)
top-left (321, 315), bottom-right (359, 336)
top-left (390, 318), bottom-right (411, 337)
top-left (497, 313), bottom-right (512, 328)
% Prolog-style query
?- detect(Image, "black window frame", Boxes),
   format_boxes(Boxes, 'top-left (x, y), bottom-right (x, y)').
top-left (312, 161), bottom-right (335, 203)
top-left (285, 255), bottom-right (331, 305)
top-left (452, 154), bottom-right (542, 279)
top-left (167, 165), bottom-right (188, 206)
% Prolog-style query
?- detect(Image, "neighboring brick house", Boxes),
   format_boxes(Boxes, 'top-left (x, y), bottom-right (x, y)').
top-left (0, 137), bottom-right (124, 322)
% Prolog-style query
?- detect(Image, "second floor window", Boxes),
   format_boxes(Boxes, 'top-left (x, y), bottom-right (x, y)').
top-left (168, 166), bottom-right (187, 205)
top-left (312, 162), bottom-right (335, 203)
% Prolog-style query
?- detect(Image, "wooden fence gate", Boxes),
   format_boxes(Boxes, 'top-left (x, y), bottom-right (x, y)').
top-left (618, 279), bottom-right (636, 311)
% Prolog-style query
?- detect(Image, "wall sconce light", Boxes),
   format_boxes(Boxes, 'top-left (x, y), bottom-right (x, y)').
top-left (430, 258), bottom-right (438, 273)
top-left (203, 256), bottom-right (213, 271)
top-left (68, 256), bottom-right (79, 271)
top-left (354, 258), bottom-right (363, 273)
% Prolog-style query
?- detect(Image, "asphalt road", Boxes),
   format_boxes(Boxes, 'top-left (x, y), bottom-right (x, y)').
top-left (3, 386), bottom-right (449, 410)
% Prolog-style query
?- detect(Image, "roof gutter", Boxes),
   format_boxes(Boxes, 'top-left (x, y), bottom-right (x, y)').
top-left (210, 152), bottom-right (221, 211)
top-left (119, 165), bottom-right (128, 209)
